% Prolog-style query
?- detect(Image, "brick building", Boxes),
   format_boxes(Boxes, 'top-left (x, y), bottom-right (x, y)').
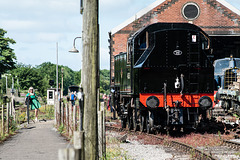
top-left (109, 0), bottom-right (240, 82)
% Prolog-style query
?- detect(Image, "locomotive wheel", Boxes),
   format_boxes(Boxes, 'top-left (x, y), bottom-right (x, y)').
top-left (121, 118), bottom-right (127, 128)
top-left (146, 112), bottom-right (154, 134)
top-left (133, 108), bottom-right (139, 131)
top-left (128, 108), bottom-right (133, 130)
top-left (140, 114), bottom-right (145, 132)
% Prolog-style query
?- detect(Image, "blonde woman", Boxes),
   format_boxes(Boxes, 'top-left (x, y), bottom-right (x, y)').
top-left (26, 87), bottom-right (41, 122)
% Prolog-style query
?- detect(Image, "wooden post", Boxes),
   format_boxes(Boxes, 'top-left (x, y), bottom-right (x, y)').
top-left (6, 103), bottom-right (9, 134)
top-left (72, 131), bottom-right (84, 160)
top-left (80, 131), bottom-right (84, 159)
top-left (58, 148), bottom-right (81, 160)
top-left (102, 106), bottom-right (106, 157)
top-left (73, 131), bottom-right (81, 149)
top-left (9, 100), bottom-right (12, 116)
top-left (1, 105), bottom-right (4, 136)
top-left (79, 93), bottom-right (84, 131)
top-left (69, 102), bottom-right (73, 137)
top-left (98, 110), bottom-right (103, 159)
top-left (82, 0), bottom-right (99, 159)
top-left (12, 95), bottom-right (16, 121)
top-left (73, 104), bottom-right (76, 131)
top-left (61, 102), bottom-right (64, 126)
top-left (66, 103), bottom-right (69, 134)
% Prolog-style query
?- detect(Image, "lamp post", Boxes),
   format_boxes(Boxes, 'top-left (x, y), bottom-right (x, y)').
top-left (69, 37), bottom-right (82, 87)
top-left (61, 68), bottom-right (64, 99)
top-left (55, 42), bottom-right (59, 125)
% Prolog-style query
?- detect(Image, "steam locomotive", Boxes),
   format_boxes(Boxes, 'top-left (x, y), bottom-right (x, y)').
top-left (112, 23), bottom-right (214, 132)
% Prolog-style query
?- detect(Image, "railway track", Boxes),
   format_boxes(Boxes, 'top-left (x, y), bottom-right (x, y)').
top-left (223, 139), bottom-right (240, 150)
top-left (150, 134), bottom-right (218, 160)
top-left (106, 124), bottom-right (240, 160)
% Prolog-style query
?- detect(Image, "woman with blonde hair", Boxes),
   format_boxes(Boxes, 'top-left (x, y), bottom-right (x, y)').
top-left (26, 87), bottom-right (41, 122)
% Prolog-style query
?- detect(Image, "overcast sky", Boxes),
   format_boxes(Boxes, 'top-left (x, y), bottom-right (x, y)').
top-left (0, 0), bottom-right (239, 71)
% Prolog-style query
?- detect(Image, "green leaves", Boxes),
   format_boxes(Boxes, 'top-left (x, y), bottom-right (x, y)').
top-left (0, 28), bottom-right (16, 73)
top-left (8, 61), bottom-right (110, 98)
top-left (100, 69), bottom-right (110, 94)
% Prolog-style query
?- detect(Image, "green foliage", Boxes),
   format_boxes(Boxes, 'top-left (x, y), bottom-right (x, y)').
top-left (18, 112), bottom-right (26, 123)
top-left (9, 117), bottom-right (18, 132)
top-left (58, 124), bottom-right (65, 134)
top-left (100, 69), bottom-right (110, 94)
top-left (36, 62), bottom-right (76, 95)
top-left (74, 70), bottom-right (81, 85)
top-left (39, 105), bottom-right (55, 120)
top-left (103, 137), bottom-right (132, 160)
top-left (6, 61), bottom-right (110, 98)
top-left (10, 63), bottom-right (44, 95)
top-left (0, 28), bottom-right (16, 73)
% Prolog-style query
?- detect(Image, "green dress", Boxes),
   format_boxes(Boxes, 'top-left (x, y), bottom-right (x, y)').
top-left (26, 93), bottom-right (41, 110)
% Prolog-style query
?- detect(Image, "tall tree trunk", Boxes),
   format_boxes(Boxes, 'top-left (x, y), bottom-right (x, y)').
top-left (82, 0), bottom-right (99, 159)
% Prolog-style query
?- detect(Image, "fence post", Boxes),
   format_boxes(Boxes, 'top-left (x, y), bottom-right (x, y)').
top-left (98, 110), bottom-right (103, 159)
top-left (102, 105), bottom-right (106, 157)
top-left (58, 148), bottom-right (81, 160)
top-left (79, 99), bottom-right (84, 131)
top-left (1, 105), bottom-right (5, 136)
top-left (73, 105), bottom-right (76, 131)
top-left (66, 103), bottom-right (69, 134)
top-left (69, 102), bottom-right (73, 137)
top-left (61, 101), bottom-right (64, 127)
top-left (59, 101), bottom-right (61, 127)
top-left (9, 101), bottom-right (12, 117)
top-left (6, 103), bottom-right (9, 134)
top-left (98, 102), bottom-right (106, 159)
top-left (12, 96), bottom-right (16, 121)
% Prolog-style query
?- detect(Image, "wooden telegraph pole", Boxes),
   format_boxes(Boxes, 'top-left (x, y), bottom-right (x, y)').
top-left (82, 0), bottom-right (99, 159)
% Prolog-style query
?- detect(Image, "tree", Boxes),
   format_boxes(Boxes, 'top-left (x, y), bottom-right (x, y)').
top-left (100, 69), bottom-right (110, 94)
top-left (10, 63), bottom-right (44, 96)
top-left (0, 28), bottom-right (16, 73)
top-left (74, 69), bottom-right (81, 86)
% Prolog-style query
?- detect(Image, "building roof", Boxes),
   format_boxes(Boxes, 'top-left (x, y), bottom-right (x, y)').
top-left (111, 0), bottom-right (240, 35)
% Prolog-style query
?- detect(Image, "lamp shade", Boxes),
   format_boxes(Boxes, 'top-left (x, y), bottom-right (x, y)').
top-left (69, 47), bottom-right (79, 53)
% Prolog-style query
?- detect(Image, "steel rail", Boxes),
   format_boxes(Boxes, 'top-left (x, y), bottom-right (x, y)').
top-left (223, 139), bottom-right (240, 150)
top-left (151, 134), bottom-right (219, 160)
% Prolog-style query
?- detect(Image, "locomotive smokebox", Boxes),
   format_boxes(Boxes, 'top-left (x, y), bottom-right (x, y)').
top-left (146, 96), bottom-right (159, 109)
top-left (198, 96), bottom-right (212, 110)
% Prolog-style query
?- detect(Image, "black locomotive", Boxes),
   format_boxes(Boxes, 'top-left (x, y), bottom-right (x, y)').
top-left (112, 23), bottom-right (214, 132)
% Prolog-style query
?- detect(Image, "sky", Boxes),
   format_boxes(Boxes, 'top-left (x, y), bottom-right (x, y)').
top-left (0, 0), bottom-right (239, 71)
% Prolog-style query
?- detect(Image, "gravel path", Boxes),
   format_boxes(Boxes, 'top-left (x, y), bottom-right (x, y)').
top-left (107, 131), bottom-right (191, 160)
top-left (0, 120), bottom-right (69, 160)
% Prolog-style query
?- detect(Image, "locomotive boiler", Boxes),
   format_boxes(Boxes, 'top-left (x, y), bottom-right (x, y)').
top-left (112, 23), bottom-right (214, 132)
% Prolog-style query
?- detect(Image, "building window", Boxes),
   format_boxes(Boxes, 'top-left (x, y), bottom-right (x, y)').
top-left (182, 2), bottom-right (200, 21)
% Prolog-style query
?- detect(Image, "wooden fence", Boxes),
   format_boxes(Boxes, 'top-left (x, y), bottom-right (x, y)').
top-left (0, 101), bottom-right (16, 137)
top-left (57, 101), bottom-right (106, 160)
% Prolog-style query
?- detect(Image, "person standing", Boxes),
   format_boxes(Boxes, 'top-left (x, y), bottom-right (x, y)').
top-left (26, 87), bottom-right (41, 122)
top-left (70, 91), bottom-right (76, 106)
